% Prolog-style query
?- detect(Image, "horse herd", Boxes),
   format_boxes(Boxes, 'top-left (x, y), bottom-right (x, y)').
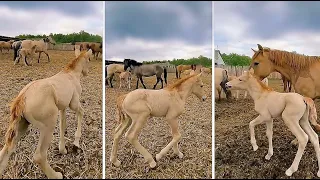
top-left (106, 60), bottom-right (211, 168)
top-left (0, 36), bottom-right (102, 66)
top-left (216, 44), bottom-right (320, 178)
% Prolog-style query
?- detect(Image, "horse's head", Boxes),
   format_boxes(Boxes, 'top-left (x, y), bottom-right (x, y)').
top-left (225, 71), bottom-right (253, 91)
top-left (124, 59), bottom-right (131, 71)
top-left (249, 44), bottom-right (274, 80)
top-left (45, 36), bottom-right (56, 45)
top-left (191, 73), bottom-right (206, 101)
top-left (81, 49), bottom-right (92, 76)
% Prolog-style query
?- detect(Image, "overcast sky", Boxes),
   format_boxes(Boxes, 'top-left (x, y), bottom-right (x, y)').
top-left (0, 1), bottom-right (103, 37)
top-left (105, 1), bottom-right (212, 62)
top-left (214, 1), bottom-right (320, 57)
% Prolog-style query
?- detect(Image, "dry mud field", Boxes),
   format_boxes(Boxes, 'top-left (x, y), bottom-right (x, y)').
top-left (106, 73), bottom-right (212, 178)
top-left (0, 50), bottom-right (102, 178)
top-left (215, 79), bottom-right (320, 179)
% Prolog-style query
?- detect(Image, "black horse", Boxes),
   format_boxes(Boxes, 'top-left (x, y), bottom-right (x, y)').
top-left (124, 59), bottom-right (167, 89)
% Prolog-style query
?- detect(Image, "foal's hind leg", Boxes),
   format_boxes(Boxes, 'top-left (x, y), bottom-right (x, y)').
top-left (282, 114), bottom-right (308, 177)
top-left (125, 113), bottom-right (156, 168)
top-left (37, 52), bottom-right (42, 63)
top-left (44, 51), bottom-right (50, 62)
top-left (265, 119), bottom-right (273, 160)
top-left (156, 118), bottom-right (183, 161)
top-left (59, 109), bottom-right (67, 154)
top-left (110, 116), bottom-right (132, 167)
top-left (300, 114), bottom-right (320, 177)
top-left (34, 124), bottom-right (63, 179)
top-left (0, 118), bottom-right (29, 176)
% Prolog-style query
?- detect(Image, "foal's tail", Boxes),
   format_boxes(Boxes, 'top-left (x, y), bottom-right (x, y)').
top-left (304, 97), bottom-right (320, 132)
top-left (164, 68), bottom-right (168, 85)
top-left (5, 94), bottom-right (26, 148)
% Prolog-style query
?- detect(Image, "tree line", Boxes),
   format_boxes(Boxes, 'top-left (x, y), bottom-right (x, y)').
top-left (142, 55), bottom-right (212, 67)
top-left (16, 30), bottom-right (102, 44)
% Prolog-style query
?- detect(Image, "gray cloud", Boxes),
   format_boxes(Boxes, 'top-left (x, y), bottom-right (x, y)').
top-left (0, 1), bottom-right (98, 18)
top-left (106, 1), bottom-right (211, 45)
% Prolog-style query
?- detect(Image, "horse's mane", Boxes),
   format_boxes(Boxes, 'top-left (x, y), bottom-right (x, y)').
top-left (253, 48), bottom-right (320, 70)
top-left (250, 72), bottom-right (273, 92)
top-left (165, 74), bottom-right (198, 91)
top-left (63, 51), bottom-right (87, 72)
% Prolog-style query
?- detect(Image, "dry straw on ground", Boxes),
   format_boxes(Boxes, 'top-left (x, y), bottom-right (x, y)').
top-left (106, 73), bottom-right (212, 179)
top-left (0, 50), bottom-right (102, 179)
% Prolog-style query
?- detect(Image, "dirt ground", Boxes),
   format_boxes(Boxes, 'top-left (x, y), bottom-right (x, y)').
top-left (215, 79), bottom-right (320, 179)
top-left (0, 50), bottom-right (102, 178)
top-left (106, 73), bottom-right (212, 179)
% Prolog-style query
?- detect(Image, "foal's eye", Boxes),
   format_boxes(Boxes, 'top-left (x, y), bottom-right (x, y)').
top-left (254, 62), bottom-right (259, 66)
top-left (200, 85), bottom-right (203, 88)
top-left (239, 79), bottom-right (242, 81)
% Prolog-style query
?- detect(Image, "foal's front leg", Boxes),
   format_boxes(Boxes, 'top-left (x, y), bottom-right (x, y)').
top-left (156, 118), bottom-right (183, 161)
top-left (249, 115), bottom-right (266, 151)
top-left (70, 99), bottom-right (84, 148)
top-left (59, 109), bottom-right (67, 154)
top-left (265, 119), bottom-right (273, 160)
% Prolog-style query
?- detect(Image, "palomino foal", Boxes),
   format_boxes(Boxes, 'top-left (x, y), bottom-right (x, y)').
top-left (226, 71), bottom-right (320, 177)
top-left (110, 73), bottom-right (207, 168)
top-left (0, 50), bottom-right (92, 179)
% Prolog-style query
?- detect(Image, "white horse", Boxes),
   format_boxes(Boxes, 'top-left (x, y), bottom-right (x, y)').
top-left (225, 71), bottom-right (320, 177)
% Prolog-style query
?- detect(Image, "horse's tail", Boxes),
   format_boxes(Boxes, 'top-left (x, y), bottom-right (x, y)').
top-left (13, 42), bottom-right (21, 61)
top-left (304, 97), bottom-right (320, 132)
top-left (175, 65), bottom-right (179, 79)
top-left (221, 69), bottom-right (231, 99)
top-left (5, 93), bottom-right (26, 148)
top-left (164, 67), bottom-right (168, 85)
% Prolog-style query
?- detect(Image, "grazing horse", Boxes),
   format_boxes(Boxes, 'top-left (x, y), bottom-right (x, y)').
top-left (19, 36), bottom-right (56, 64)
top-left (14, 44), bottom-right (38, 66)
top-left (106, 64), bottom-right (125, 88)
top-left (124, 59), bottom-right (168, 89)
top-left (110, 73), bottom-right (207, 168)
top-left (12, 41), bottom-right (22, 61)
top-left (0, 50), bottom-right (92, 179)
top-left (176, 64), bottom-right (196, 79)
top-left (226, 71), bottom-right (320, 177)
top-left (249, 44), bottom-right (320, 99)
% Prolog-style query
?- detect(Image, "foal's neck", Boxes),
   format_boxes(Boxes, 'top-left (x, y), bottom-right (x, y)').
top-left (246, 80), bottom-right (270, 101)
top-left (176, 82), bottom-right (193, 102)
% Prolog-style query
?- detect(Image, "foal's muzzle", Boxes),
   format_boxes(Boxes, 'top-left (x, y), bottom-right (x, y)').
top-left (225, 82), bottom-right (232, 89)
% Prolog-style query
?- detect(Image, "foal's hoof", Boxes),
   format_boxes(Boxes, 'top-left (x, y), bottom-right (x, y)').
top-left (252, 145), bottom-right (258, 151)
top-left (155, 154), bottom-right (162, 161)
top-left (112, 159), bottom-right (121, 167)
top-left (265, 153), bottom-right (272, 160)
top-left (317, 170), bottom-right (320, 177)
top-left (177, 152), bottom-right (184, 159)
top-left (150, 161), bottom-right (157, 169)
top-left (53, 172), bottom-right (63, 179)
top-left (59, 148), bottom-right (67, 155)
top-left (285, 167), bottom-right (296, 177)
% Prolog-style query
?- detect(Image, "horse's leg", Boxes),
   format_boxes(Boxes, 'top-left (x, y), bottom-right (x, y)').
top-left (299, 113), bottom-right (320, 177)
top-left (24, 56), bottom-right (30, 66)
top-left (58, 109), bottom-right (67, 154)
top-left (140, 77), bottom-right (147, 89)
top-left (249, 115), bottom-right (266, 151)
top-left (125, 113), bottom-right (156, 168)
top-left (244, 91), bottom-right (248, 98)
top-left (282, 114), bottom-right (308, 177)
top-left (265, 119), bottom-right (273, 160)
top-left (44, 51), bottom-right (50, 62)
top-left (119, 78), bottom-right (122, 89)
top-left (156, 118), bottom-right (182, 161)
top-left (0, 118), bottom-right (29, 175)
top-left (34, 124), bottom-right (63, 179)
top-left (110, 74), bottom-right (114, 88)
top-left (37, 52), bottom-right (42, 63)
top-left (153, 77), bottom-right (160, 89)
top-left (110, 115), bottom-right (132, 167)
top-left (70, 101), bottom-right (84, 148)
top-left (160, 77), bottom-right (164, 89)
top-left (136, 77), bottom-right (139, 89)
